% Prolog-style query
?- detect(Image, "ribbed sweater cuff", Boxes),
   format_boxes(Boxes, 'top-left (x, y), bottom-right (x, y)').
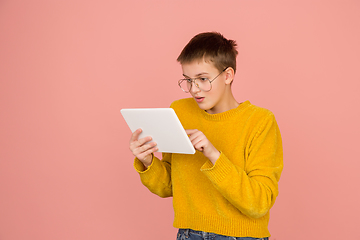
top-left (134, 154), bottom-right (165, 183)
top-left (134, 154), bottom-right (155, 174)
top-left (200, 152), bottom-right (234, 183)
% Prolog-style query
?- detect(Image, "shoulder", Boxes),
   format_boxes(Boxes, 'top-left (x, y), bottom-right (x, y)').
top-left (248, 103), bottom-right (275, 119)
top-left (169, 98), bottom-right (200, 124)
top-left (244, 102), bottom-right (277, 129)
top-left (170, 98), bottom-right (196, 109)
top-left (170, 98), bottom-right (199, 115)
top-left (249, 104), bottom-right (282, 140)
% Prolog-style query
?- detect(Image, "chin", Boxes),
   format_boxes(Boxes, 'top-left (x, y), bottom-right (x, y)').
top-left (196, 102), bottom-right (206, 109)
top-left (197, 103), bottom-right (212, 112)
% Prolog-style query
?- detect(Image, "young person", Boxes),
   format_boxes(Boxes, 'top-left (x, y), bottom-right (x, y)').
top-left (129, 32), bottom-right (283, 240)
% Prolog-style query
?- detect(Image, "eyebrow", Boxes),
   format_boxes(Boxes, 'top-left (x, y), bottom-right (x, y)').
top-left (182, 72), bottom-right (209, 78)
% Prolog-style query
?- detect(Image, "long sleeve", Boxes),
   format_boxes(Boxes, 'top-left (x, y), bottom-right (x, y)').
top-left (134, 152), bottom-right (173, 198)
top-left (200, 113), bottom-right (283, 218)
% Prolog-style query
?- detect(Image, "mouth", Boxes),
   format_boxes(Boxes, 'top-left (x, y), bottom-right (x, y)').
top-left (195, 96), bottom-right (204, 103)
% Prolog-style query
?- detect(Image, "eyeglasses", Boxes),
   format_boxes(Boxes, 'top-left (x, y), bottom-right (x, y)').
top-left (178, 67), bottom-right (228, 93)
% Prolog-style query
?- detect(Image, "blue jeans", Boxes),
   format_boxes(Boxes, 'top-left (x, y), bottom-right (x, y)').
top-left (177, 229), bottom-right (269, 240)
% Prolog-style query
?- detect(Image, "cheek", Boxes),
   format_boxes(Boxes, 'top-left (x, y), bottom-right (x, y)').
top-left (205, 89), bottom-right (221, 103)
top-left (209, 82), bottom-right (225, 96)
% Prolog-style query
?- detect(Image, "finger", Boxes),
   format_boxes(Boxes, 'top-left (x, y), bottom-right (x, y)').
top-left (185, 129), bottom-right (198, 135)
top-left (139, 141), bottom-right (157, 153)
top-left (190, 137), bottom-right (205, 151)
top-left (188, 131), bottom-right (203, 142)
top-left (132, 141), bottom-right (157, 156)
top-left (194, 143), bottom-right (204, 152)
top-left (130, 136), bottom-right (153, 151)
top-left (137, 136), bottom-right (153, 146)
top-left (130, 128), bottom-right (142, 142)
top-left (138, 146), bottom-right (159, 160)
top-left (191, 135), bottom-right (205, 147)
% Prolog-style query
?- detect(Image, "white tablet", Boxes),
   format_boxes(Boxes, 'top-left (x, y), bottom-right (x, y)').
top-left (120, 108), bottom-right (195, 154)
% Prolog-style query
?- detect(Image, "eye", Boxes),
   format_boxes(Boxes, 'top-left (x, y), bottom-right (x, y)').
top-left (199, 77), bottom-right (208, 81)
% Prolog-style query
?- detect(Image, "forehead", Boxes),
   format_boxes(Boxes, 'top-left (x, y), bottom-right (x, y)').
top-left (181, 59), bottom-right (218, 76)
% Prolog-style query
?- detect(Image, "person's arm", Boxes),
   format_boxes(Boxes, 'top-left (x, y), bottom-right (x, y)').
top-left (200, 113), bottom-right (283, 218)
top-left (134, 152), bottom-right (172, 198)
top-left (129, 128), bottom-right (172, 198)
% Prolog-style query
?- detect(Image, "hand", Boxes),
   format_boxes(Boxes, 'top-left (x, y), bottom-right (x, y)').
top-left (129, 128), bottom-right (158, 168)
top-left (185, 129), bottom-right (220, 165)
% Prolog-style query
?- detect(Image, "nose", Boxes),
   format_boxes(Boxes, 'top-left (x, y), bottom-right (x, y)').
top-left (189, 80), bottom-right (201, 94)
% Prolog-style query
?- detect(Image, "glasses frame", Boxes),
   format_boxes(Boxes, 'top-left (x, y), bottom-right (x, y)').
top-left (178, 67), bottom-right (229, 93)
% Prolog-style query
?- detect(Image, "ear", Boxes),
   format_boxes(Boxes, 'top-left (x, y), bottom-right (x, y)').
top-left (224, 67), bottom-right (235, 85)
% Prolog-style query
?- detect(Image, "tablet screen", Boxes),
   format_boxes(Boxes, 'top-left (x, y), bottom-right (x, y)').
top-left (121, 108), bottom-right (195, 154)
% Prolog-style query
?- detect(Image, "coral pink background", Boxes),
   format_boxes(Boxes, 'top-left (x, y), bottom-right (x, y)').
top-left (1, 0), bottom-right (359, 239)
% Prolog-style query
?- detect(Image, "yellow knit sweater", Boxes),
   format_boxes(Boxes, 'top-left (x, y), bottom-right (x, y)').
top-left (134, 98), bottom-right (283, 238)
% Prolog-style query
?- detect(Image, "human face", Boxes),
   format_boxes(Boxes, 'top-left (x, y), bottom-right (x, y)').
top-left (181, 60), bottom-right (234, 114)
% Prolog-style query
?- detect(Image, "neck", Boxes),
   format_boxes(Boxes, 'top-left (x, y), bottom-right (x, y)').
top-left (206, 90), bottom-right (239, 114)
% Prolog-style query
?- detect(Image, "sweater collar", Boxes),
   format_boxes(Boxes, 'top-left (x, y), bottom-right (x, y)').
top-left (197, 100), bottom-right (252, 121)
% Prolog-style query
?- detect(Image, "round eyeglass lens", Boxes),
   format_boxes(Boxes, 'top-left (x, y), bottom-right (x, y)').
top-left (195, 78), bottom-right (211, 91)
top-left (179, 80), bottom-right (191, 92)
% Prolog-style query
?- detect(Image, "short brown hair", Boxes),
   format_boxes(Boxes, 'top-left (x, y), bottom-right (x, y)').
top-left (177, 32), bottom-right (238, 73)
